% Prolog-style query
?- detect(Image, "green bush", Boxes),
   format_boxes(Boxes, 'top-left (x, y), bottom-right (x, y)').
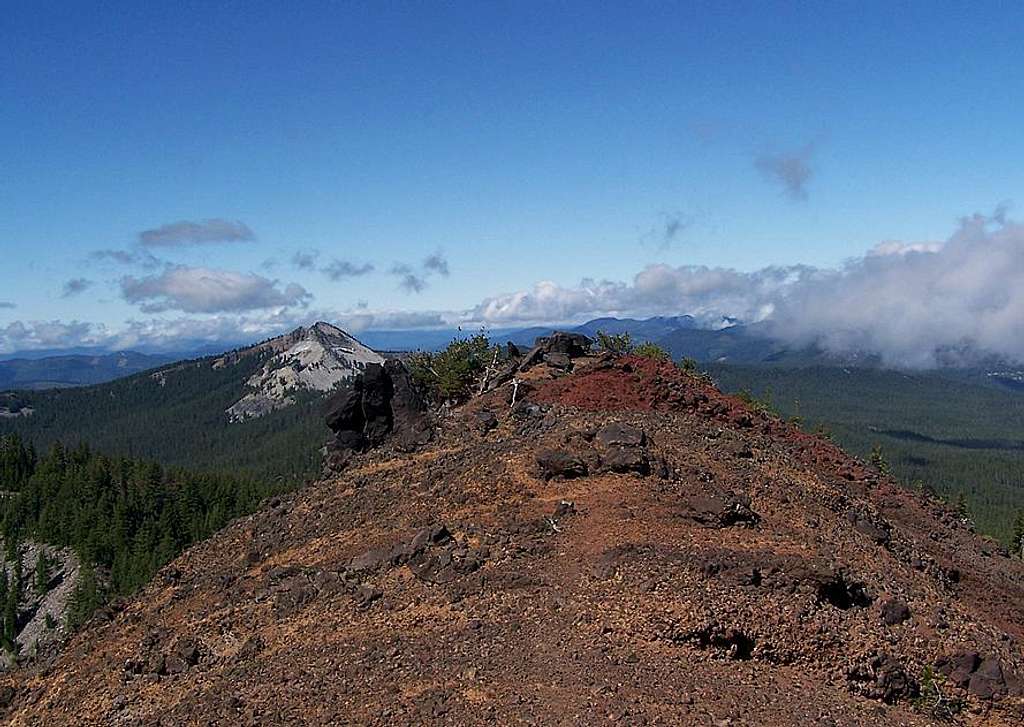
top-left (870, 444), bottom-right (892, 475)
top-left (633, 341), bottom-right (670, 361)
top-left (407, 334), bottom-right (496, 404)
top-left (736, 387), bottom-right (777, 416)
top-left (595, 330), bottom-right (634, 355)
top-left (913, 666), bottom-right (964, 721)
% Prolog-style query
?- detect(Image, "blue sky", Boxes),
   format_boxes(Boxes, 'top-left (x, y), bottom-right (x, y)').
top-left (2, 2), bottom-right (1024, 357)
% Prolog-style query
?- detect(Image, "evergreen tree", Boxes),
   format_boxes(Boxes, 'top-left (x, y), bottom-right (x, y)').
top-left (1013, 509), bottom-right (1024, 560)
top-left (35, 551), bottom-right (49, 596)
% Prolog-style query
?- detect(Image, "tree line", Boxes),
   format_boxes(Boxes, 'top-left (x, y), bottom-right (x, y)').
top-left (0, 433), bottom-right (290, 645)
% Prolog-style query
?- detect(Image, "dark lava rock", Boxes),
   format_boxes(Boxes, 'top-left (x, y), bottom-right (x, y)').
top-left (593, 544), bottom-right (650, 580)
top-left (847, 654), bottom-right (918, 704)
top-left (519, 332), bottom-right (593, 371)
top-left (384, 359), bottom-right (433, 451)
top-left (968, 657), bottom-right (1022, 700)
top-left (361, 364), bottom-right (394, 446)
top-left (936, 650), bottom-right (981, 688)
top-left (536, 449), bottom-right (588, 480)
top-left (164, 655), bottom-right (188, 675)
top-left (543, 352), bottom-right (573, 370)
top-left (815, 572), bottom-right (873, 610)
top-left (472, 410), bottom-right (498, 433)
top-left (678, 493), bottom-right (759, 528)
top-left (541, 332), bottom-right (592, 357)
top-left (602, 445), bottom-right (650, 475)
top-left (880, 599), bottom-right (911, 625)
top-left (595, 423), bottom-right (646, 448)
top-left (324, 360), bottom-right (432, 469)
top-left (354, 585), bottom-right (383, 608)
top-left (324, 380), bottom-right (365, 433)
top-left (880, 602), bottom-right (913, 626)
top-left (175, 638), bottom-right (201, 666)
top-left (847, 511), bottom-right (891, 545)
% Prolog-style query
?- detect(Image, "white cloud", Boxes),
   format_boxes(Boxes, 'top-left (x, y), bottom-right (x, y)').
top-left (120, 266), bottom-right (311, 313)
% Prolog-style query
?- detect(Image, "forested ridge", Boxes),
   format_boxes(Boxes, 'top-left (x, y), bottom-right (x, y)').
top-left (709, 364), bottom-right (1024, 544)
top-left (0, 352), bottom-right (325, 483)
top-left (0, 434), bottom-right (291, 647)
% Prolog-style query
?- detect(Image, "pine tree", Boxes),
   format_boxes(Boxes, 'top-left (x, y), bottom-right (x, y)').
top-left (1013, 509), bottom-right (1024, 560)
top-left (35, 550), bottom-right (49, 596)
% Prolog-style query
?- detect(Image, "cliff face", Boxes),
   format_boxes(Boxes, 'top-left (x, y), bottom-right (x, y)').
top-left (2, 353), bottom-right (1022, 726)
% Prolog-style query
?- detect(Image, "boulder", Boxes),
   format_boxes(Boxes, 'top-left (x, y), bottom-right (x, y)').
top-left (536, 449), bottom-right (588, 480)
top-left (324, 381), bottom-right (364, 433)
top-left (678, 493), bottom-right (759, 528)
top-left (602, 445), bottom-right (650, 475)
top-left (936, 650), bottom-right (980, 688)
top-left (471, 410), bottom-right (498, 433)
top-left (518, 332), bottom-right (593, 371)
top-left (595, 423), bottom-right (646, 448)
top-left (847, 654), bottom-right (918, 704)
top-left (880, 599), bottom-right (911, 625)
top-left (384, 360), bottom-right (433, 451)
top-left (361, 364), bottom-right (394, 446)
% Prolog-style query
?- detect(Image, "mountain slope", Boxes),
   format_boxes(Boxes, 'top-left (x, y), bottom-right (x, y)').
top-left (707, 364), bottom-right (1024, 542)
top-left (2, 353), bottom-right (1021, 725)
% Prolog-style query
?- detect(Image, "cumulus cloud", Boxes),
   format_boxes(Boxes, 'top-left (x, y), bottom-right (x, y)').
top-left (323, 259), bottom-right (375, 281)
top-left (15, 209), bottom-right (1024, 367)
top-left (764, 212), bottom-right (1024, 366)
top-left (467, 210), bottom-right (1024, 366)
top-left (138, 219), bottom-right (255, 247)
top-left (755, 144), bottom-right (814, 200)
top-left (0, 306), bottom-right (458, 355)
top-left (1, 319), bottom-right (104, 353)
top-left (61, 278), bottom-right (93, 297)
top-left (120, 265), bottom-right (311, 314)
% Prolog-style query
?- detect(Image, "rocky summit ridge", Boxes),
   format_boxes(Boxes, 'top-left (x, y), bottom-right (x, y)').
top-left (2, 335), bottom-right (1023, 726)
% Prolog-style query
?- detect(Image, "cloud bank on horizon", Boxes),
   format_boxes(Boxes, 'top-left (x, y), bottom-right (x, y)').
top-left (3, 212), bottom-right (1024, 367)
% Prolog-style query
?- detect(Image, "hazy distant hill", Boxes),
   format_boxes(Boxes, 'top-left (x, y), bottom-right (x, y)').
top-left (0, 351), bottom-right (178, 390)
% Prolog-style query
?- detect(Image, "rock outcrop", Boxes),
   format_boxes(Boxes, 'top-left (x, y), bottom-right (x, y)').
top-left (323, 359), bottom-right (433, 471)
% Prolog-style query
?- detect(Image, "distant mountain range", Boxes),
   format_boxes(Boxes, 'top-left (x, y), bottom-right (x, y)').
top-left (0, 351), bottom-right (179, 390)
top-left (5, 316), bottom-right (1024, 394)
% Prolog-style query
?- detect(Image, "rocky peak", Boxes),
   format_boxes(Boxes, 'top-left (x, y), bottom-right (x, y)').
top-left (225, 323), bottom-right (384, 422)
